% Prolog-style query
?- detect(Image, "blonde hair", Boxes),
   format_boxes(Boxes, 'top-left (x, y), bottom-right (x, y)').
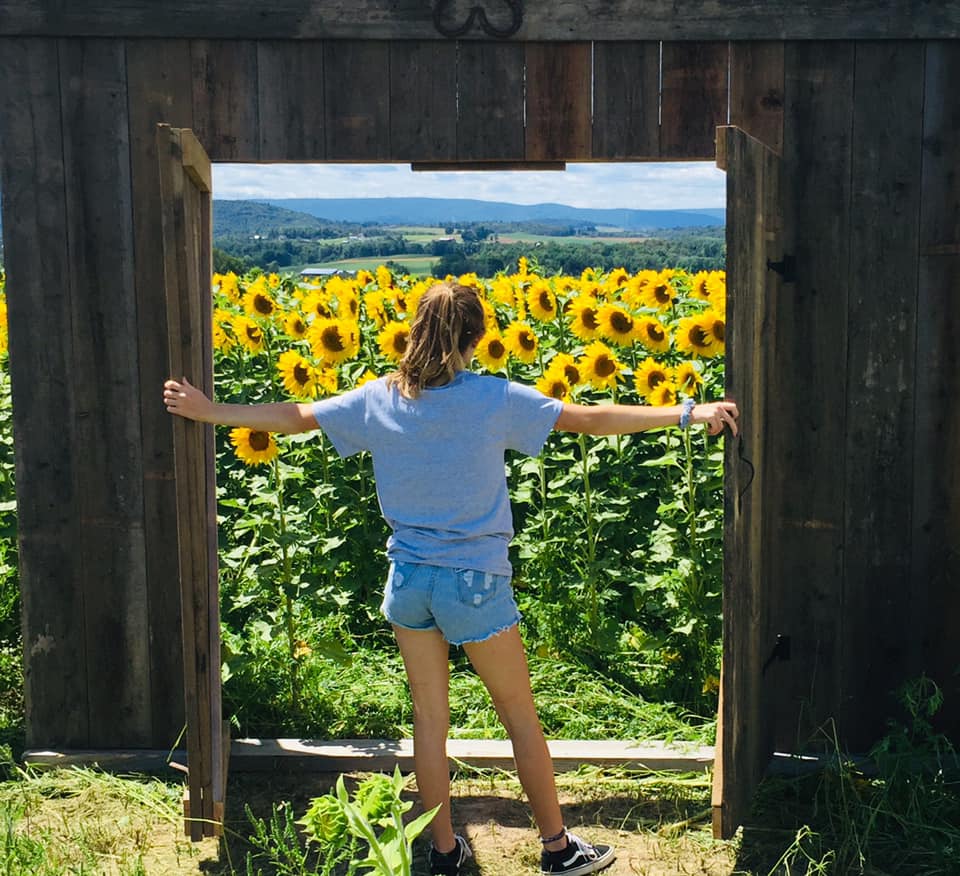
top-left (387, 282), bottom-right (486, 399)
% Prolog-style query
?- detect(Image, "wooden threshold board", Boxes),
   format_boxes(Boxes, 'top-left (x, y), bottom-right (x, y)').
top-left (23, 738), bottom-right (714, 773)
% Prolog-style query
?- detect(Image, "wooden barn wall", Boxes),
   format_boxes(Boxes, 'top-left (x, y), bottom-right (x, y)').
top-left (771, 39), bottom-right (960, 749)
top-left (0, 33), bottom-right (958, 748)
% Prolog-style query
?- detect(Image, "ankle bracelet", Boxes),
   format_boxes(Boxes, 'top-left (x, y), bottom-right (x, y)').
top-left (540, 827), bottom-right (567, 845)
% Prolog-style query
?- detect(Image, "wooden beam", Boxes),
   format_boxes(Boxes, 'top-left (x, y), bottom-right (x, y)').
top-left (2, 1), bottom-right (960, 40)
top-left (411, 161), bottom-right (565, 171)
top-left (23, 738), bottom-right (715, 774)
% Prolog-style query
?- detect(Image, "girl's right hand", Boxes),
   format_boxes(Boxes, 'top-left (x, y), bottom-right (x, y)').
top-left (163, 377), bottom-right (214, 423)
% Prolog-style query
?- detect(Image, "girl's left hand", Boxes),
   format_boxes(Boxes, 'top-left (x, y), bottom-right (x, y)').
top-left (693, 401), bottom-right (740, 436)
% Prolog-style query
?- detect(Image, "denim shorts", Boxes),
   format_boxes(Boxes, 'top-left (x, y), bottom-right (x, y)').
top-left (381, 561), bottom-right (521, 645)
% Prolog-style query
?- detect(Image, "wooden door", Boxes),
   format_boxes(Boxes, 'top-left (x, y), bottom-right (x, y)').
top-left (156, 125), bottom-right (225, 840)
top-left (711, 126), bottom-right (785, 839)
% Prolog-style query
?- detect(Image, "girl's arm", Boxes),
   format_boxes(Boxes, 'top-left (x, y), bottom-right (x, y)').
top-left (555, 400), bottom-right (739, 437)
top-left (163, 377), bottom-right (318, 434)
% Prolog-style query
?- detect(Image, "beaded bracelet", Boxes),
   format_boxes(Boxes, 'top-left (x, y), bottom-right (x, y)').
top-left (679, 397), bottom-right (696, 429)
top-left (540, 827), bottom-right (567, 845)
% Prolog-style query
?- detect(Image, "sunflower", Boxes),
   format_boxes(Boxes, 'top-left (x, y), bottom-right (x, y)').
top-left (363, 291), bottom-right (389, 328)
top-left (706, 271), bottom-right (727, 309)
top-left (309, 317), bottom-right (360, 365)
top-left (213, 308), bottom-right (236, 353)
top-left (535, 373), bottom-right (571, 402)
top-left (546, 352), bottom-right (583, 389)
top-left (277, 349), bottom-right (320, 398)
top-left (517, 256), bottom-right (529, 278)
top-left (315, 366), bottom-right (339, 395)
top-left (243, 277), bottom-right (277, 319)
top-left (490, 277), bottom-right (516, 307)
top-left (622, 269), bottom-right (657, 309)
top-left (218, 271), bottom-right (241, 303)
top-left (579, 341), bottom-right (622, 390)
top-left (232, 315), bottom-right (264, 353)
top-left (598, 304), bottom-right (638, 346)
top-left (637, 271), bottom-right (679, 311)
top-left (356, 369), bottom-right (379, 387)
top-left (675, 314), bottom-right (716, 358)
top-left (503, 321), bottom-right (538, 364)
top-left (283, 311), bottom-right (309, 341)
top-left (526, 281), bottom-right (557, 322)
top-left (355, 269), bottom-right (375, 287)
top-left (649, 382), bottom-right (678, 406)
top-left (636, 316), bottom-right (671, 353)
top-left (336, 289), bottom-right (360, 320)
top-left (689, 271), bottom-right (712, 301)
top-left (377, 321), bottom-right (410, 363)
top-left (475, 332), bottom-right (509, 372)
top-left (675, 361), bottom-right (704, 394)
top-left (703, 309), bottom-right (726, 356)
top-left (229, 427), bottom-right (278, 466)
top-left (376, 265), bottom-right (393, 291)
top-left (567, 296), bottom-right (603, 342)
top-left (604, 267), bottom-right (630, 294)
top-left (634, 357), bottom-right (673, 399)
top-left (302, 289), bottom-right (334, 321)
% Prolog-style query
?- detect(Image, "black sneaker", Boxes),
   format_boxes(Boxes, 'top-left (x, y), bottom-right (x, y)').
top-left (429, 834), bottom-right (473, 875)
top-left (540, 832), bottom-right (615, 875)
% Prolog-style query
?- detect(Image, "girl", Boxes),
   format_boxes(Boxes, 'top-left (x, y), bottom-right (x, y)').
top-left (164, 281), bottom-right (738, 876)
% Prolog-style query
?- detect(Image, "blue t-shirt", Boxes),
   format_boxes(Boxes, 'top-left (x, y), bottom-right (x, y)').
top-left (311, 371), bottom-right (563, 575)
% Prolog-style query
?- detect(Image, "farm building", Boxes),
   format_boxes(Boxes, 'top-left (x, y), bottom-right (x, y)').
top-left (0, 0), bottom-right (958, 839)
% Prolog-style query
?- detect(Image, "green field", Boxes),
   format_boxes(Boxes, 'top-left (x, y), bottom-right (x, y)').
top-left (299, 254), bottom-right (438, 275)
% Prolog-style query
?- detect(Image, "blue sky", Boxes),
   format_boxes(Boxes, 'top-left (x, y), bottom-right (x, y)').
top-left (213, 162), bottom-right (726, 210)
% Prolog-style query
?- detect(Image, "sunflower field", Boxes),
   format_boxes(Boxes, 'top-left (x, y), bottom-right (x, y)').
top-left (207, 260), bottom-right (727, 740)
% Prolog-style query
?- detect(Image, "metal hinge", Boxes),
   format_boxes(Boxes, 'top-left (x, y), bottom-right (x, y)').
top-left (766, 255), bottom-right (796, 283)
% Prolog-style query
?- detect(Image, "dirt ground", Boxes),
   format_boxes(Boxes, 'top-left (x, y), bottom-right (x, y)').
top-left (215, 768), bottom-right (740, 876)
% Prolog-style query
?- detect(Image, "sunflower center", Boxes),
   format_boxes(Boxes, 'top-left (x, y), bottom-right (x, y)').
top-left (489, 339), bottom-right (505, 358)
top-left (293, 364), bottom-right (311, 385)
top-left (712, 321), bottom-right (725, 342)
top-left (563, 364), bottom-right (581, 384)
top-left (249, 431), bottom-right (270, 452)
top-left (290, 318), bottom-right (306, 335)
top-left (648, 371), bottom-right (666, 389)
top-left (548, 381), bottom-right (566, 399)
top-left (646, 324), bottom-right (665, 342)
top-left (254, 294), bottom-right (274, 316)
top-left (595, 356), bottom-right (616, 377)
top-left (610, 312), bottom-right (633, 334)
top-left (246, 325), bottom-right (262, 342)
top-left (653, 284), bottom-right (671, 304)
top-left (539, 291), bottom-right (554, 313)
top-left (321, 326), bottom-right (345, 352)
top-left (582, 308), bottom-right (599, 329)
top-left (392, 332), bottom-right (409, 354)
top-left (689, 326), bottom-right (710, 348)
top-left (519, 331), bottom-right (536, 351)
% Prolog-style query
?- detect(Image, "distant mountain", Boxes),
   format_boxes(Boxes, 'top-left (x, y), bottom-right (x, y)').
top-left (213, 200), bottom-right (339, 236)
top-left (249, 197), bottom-right (725, 230)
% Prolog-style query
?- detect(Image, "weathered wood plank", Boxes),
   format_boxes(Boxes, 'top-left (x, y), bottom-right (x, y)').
top-left (713, 125), bottom-right (781, 839)
top-left (389, 41), bottom-right (457, 162)
top-left (126, 37), bottom-right (194, 748)
top-left (2, 1), bottom-right (959, 41)
top-left (841, 41), bottom-right (923, 749)
top-left (59, 37), bottom-right (152, 748)
top-left (258, 40), bottom-right (326, 161)
top-left (456, 41), bottom-right (524, 161)
top-left (913, 41), bottom-right (960, 739)
top-left (524, 43), bottom-right (592, 161)
top-left (769, 41), bottom-right (854, 750)
top-left (22, 738), bottom-right (715, 773)
top-left (592, 42), bottom-right (660, 160)
top-left (323, 40), bottom-right (390, 161)
top-left (191, 39), bottom-right (259, 162)
top-left (0, 36), bottom-right (89, 748)
top-left (660, 42), bottom-right (728, 159)
top-left (729, 41), bottom-right (784, 154)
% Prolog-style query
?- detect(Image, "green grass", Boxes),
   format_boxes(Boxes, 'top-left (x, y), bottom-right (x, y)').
top-left (298, 255), bottom-right (438, 274)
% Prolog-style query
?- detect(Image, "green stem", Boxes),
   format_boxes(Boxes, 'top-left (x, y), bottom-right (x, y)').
top-left (577, 432), bottom-right (599, 640)
top-left (539, 452), bottom-right (549, 544)
top-left (272, 456), bottom-right (300, 713)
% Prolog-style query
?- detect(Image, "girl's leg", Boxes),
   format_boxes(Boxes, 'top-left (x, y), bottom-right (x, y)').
top-left (392, 624), bottom-right (457, 852)
top-left (462, 625), bottom-right (567, 852)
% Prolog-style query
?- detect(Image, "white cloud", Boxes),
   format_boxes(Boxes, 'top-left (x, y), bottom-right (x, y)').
top-left (212, 162), bottom-right (726, 210)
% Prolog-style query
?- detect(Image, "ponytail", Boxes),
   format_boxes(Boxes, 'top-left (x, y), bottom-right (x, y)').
top-left (387, 282), bottom-right (485, 399)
